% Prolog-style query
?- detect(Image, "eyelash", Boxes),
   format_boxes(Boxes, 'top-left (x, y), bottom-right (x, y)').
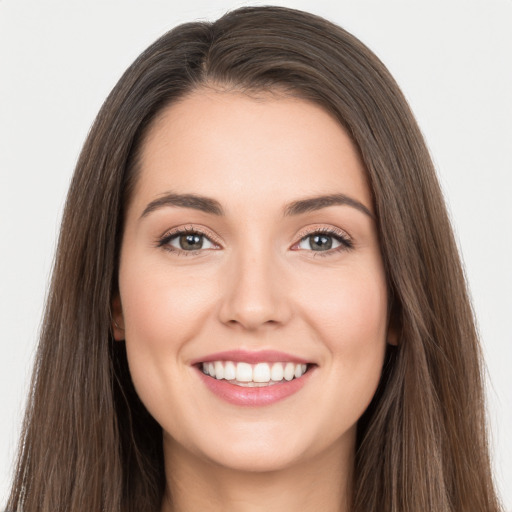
top-left (156, 226), bottom-right (353, 257)
top-left (157, 226), bottom-right (220, 256)
top-left (294, 227), bottom-right (353, 257)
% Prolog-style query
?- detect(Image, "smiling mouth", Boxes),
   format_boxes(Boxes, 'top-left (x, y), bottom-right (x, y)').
top-left (200, 361), bottom-right (310, 387)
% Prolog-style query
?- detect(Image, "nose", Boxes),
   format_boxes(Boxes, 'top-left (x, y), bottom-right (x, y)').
top-left (218, 248), bottom-right (292, 331)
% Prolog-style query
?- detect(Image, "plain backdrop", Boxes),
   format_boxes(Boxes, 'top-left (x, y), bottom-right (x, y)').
top-left (1, 0), bottom-right (511, 508)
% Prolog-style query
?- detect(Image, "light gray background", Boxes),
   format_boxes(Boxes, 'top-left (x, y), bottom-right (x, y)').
top-left (1, 0), bottom-right (511, 508)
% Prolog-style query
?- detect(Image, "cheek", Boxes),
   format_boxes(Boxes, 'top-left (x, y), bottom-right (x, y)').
top-left (118, 259), bottom-right (218, 406)
top-left (120, 260), bottom-right (216, 347)
top-left (298, 260), bottom-right (389, 405)
top-left (313, 270), bottom-right (388, 426)
top-left (301, 263), bottom-right (388, 346)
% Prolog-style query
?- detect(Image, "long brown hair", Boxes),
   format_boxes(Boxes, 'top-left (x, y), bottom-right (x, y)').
top-left (7, 6), bottom-right (502, 512)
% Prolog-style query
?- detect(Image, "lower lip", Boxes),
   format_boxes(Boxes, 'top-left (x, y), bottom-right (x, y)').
top-left (195, 367), bottom-right (314, 406)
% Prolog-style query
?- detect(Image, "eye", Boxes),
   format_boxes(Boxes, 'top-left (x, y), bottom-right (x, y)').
top-left (158, 228), bottom-right (218, 254)
top-left (294, 229), bottom-right (353, 253)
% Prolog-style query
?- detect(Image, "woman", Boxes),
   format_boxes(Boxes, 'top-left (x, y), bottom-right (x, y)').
top-left (6, 6), bottom-right (503, 512)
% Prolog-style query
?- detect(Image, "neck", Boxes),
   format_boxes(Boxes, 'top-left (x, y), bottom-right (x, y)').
top-left (160, 435), bottom-right (354, 512)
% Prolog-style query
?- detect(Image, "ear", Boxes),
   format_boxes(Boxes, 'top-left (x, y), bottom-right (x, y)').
top-left (111, 292), bottom-right (125, 341)
top-left (386, 305), bottom-right (400, 346)
top-left (387, 324), bottom-right (399, 346)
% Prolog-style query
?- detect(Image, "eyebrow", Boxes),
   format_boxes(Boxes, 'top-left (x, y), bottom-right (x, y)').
top-left (140, 193), bottom-right (224, 218)
top-left (140, 192), bottom-right (373, 220)
top-left (283, 193), bottom-right (374, 219)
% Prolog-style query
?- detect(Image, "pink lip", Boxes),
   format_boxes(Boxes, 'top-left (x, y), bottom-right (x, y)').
top-left (195, 365), bottom-right (315, 407)
top-left (190, 349), bottom-right (310, 365)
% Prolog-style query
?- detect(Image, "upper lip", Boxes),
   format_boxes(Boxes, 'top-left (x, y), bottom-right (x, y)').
top-left (191, 349), bottom-right (311, 365)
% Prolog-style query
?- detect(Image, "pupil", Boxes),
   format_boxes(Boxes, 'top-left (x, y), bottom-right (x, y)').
top-left (180, 234), bottom-right (202, 250)
top-left (311, 235), bottom-right (332, 251)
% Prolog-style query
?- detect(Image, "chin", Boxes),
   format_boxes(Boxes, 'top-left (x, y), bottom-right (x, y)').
top-left (202, 445), bottom-right (308, 474)
top-left (167, 417), bottom-right (354, 475)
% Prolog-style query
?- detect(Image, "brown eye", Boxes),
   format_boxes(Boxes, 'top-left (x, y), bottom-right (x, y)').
top-left (309, 234), bottom-right (333, 251)
top-left (178, 233), bottom-right (204, 250)
top-left (298, 233), bottom-right (342, 251)
top-left (294, 229), bottom-right (353, 253)
top-left (161, 230), bottom-right (217, 252)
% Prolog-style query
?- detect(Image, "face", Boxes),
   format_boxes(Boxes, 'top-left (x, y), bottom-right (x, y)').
top-left (113, 90), bottom-right (392, 473)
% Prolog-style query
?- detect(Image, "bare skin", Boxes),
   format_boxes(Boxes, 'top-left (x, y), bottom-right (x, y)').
top-left (161, 435), bottom-right (352, 512)
top-left (113, 89), bottom-right (393, 512)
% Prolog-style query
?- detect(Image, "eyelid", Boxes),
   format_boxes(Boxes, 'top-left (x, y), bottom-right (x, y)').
top-left (157, 224), bottom-right (223, 250)
top-left (291, 225), bottom-right (354, 254)
top-left (156, 223), bottom-right (353, 255)
top-left (294, 225), bottom-right (352, 244)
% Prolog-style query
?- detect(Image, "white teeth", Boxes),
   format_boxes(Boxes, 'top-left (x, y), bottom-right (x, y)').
top-left (214, 361), bottom-right (224, 380)
top-left (236, 362), bottom-right (253, 382)
top-left (284, 362), bottom-right (295, 381)
top-left (201, 360), bottom-right (309, 384)
top-left (270, 362), bottom-right (284, 381)
top-left (224, 361), bottom-right (236, 380)
top-left (253, 363), bottom-right (271, 383)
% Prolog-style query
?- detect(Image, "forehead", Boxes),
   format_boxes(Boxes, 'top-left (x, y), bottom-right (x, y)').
top-left (131, 89), bottom-right (372, 216)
